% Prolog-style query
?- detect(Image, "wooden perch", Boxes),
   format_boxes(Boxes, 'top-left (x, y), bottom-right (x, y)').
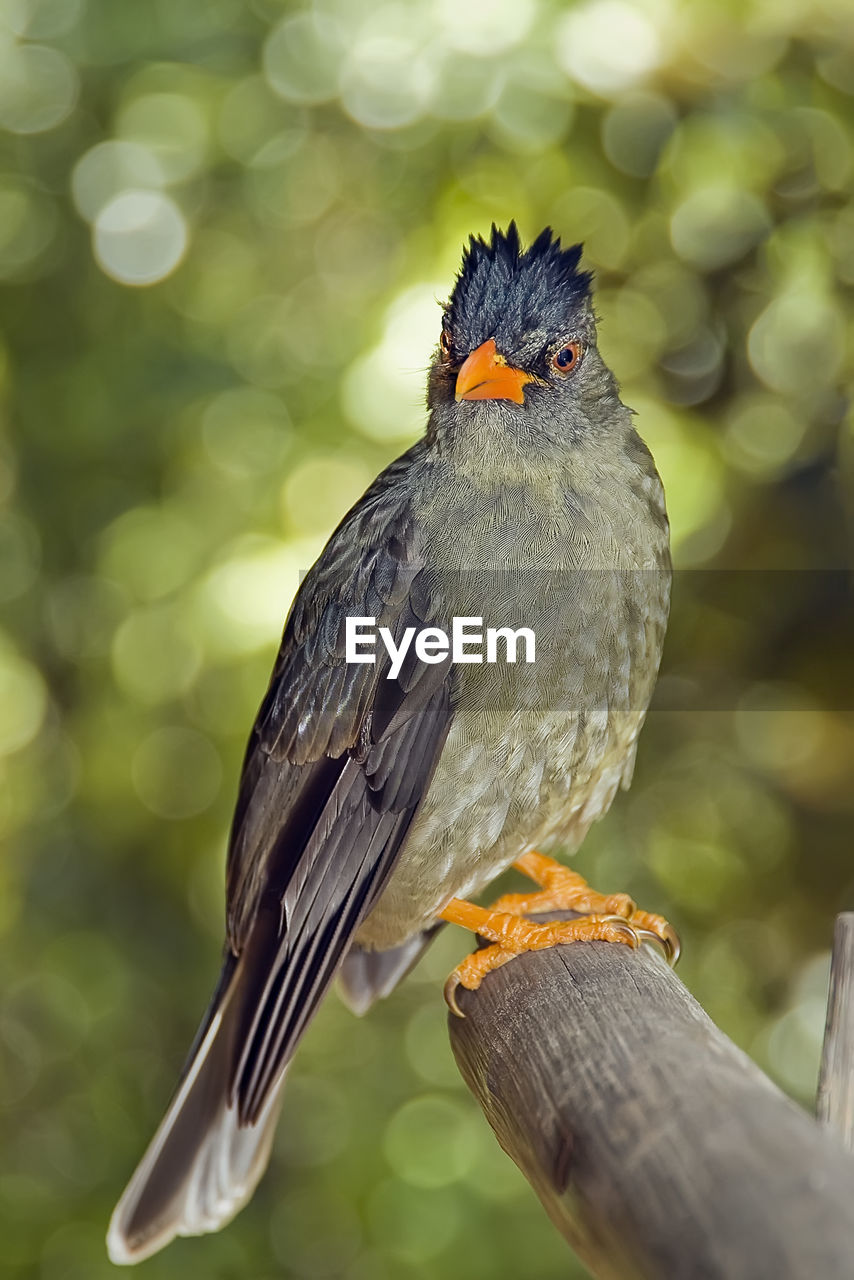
top-left (448, 930), bottom-right (854, 1280)
top-left (817, 913), bottom-right (854, 1148)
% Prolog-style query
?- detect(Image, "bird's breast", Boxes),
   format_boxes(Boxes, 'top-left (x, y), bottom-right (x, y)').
top-left (355, 509), bottom-right (669, 950)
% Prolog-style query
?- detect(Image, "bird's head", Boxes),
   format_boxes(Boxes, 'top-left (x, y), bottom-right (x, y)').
top-left (428, 224), bottom-right (617, 447)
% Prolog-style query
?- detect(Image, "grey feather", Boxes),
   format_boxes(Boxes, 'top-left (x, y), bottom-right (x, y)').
top-left (108, 476), bottom-right (455, 1262)
top-left (338, 928), bottom-right (442, 1016)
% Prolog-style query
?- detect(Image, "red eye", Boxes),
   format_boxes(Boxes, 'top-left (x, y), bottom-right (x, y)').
top-left (440, 329), bottom-right (452, 359)
top-left (552, 340), bottom-right (582, 373)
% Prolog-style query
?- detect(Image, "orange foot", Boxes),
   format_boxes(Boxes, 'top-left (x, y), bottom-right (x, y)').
top-left (439, 851), bottom-right (680, 1017)
top-left (494, 851), bottom-right (680, 964)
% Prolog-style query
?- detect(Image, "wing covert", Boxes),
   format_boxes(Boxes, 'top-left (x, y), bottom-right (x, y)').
top-left (219, 460), bottom-right (454, 1121)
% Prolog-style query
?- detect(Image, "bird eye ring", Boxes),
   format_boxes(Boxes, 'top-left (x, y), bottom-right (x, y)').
top-left (440, 329), bottom-right (452, 359)
top-left (552, 340), bottom-right (582, 374)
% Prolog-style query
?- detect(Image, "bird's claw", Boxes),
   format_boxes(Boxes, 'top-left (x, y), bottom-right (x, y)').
top-left (628, 914), bottom-right (681, 966)
top-left (599, 913), bottom-right (642, 945)
top-left (660, 922), bottom-right (681, 965)
top-left (443, 971), bottom-right (466, 1018)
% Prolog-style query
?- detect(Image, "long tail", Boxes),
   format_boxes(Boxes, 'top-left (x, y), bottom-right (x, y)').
top-left (107, 958), bottom-right (285, 1265)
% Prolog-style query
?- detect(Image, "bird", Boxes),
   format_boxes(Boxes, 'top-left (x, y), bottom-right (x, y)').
top-left (107, 223), bottom-right (676, 1264)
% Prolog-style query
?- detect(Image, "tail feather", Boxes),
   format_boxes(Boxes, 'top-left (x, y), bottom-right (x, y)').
top-left (107, 963), bottom-right (285, 1265)
top-left (338, 927), bottom-right (441, 1016)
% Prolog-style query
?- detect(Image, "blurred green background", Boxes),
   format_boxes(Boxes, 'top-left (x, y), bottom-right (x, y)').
top-left (1, 0), bottom-right (853, 1276)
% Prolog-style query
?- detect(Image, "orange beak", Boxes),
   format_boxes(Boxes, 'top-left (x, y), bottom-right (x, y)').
top-left (455, 338), bottom-right (533, 405)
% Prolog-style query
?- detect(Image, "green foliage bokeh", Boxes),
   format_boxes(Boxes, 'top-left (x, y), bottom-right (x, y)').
top-left (1, 0), bottom-right (853, 1277)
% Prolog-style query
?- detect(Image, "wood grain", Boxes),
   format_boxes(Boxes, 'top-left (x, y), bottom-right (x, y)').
top-left (817, 912), bottom-right (854, 1149)
top-left (448, 937), bottom-right (854, 1280)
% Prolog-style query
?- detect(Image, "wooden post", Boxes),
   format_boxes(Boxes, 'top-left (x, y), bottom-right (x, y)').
top-left (817, 912), bottom-right (854, 1148)
top-left (448, 937), bottom-right (854, 1280)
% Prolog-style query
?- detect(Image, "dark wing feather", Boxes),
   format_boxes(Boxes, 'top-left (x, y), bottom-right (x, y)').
top-left (107, 453), bottom-right (455, 1261)
top-left (221, 452), bottom-right (454, 1123)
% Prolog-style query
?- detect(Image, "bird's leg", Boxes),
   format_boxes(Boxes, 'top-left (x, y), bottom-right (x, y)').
top-left (493, 851), bottom-right (680, 964)
top-left (490, 850), bottom-right (635, 918)
top-left (439, 851), bottom-right (679, 1017)
top-left (438, 897), bottom-right (640, 1017)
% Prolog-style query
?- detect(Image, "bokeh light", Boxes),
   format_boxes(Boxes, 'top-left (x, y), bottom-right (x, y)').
top-left (436, 0), bottom-right (536, 58)
top-left (131, 726), bottom-right (222, 820)
top-left (114, 92), bottom-right (209, 184)
top-left (71, 140), bottom-right (166, 224)
top-left (93, 190), bottom-right (188, 286)
top-left (343, 283), bottom-right (447, 442)
top-left (0, 37), bottom-right (77, 134)
top-left (556, 0), bottom-right (663, 94)
top-left (0, 636), bottom-right (47, 756)
top-left (0, 175), bottom-right (57, 280)
top-left (263, 13), bottom-right (344, 106)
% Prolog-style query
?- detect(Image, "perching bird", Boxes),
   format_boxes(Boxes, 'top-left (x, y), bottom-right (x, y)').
top-left (108, 224), bottom-right (675, 1264)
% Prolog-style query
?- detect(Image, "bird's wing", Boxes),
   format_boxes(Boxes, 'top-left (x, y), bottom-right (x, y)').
top-left (223, 469), bottom-right (454, 1123)
top-left (108, 466), bottom-right (457, 1263)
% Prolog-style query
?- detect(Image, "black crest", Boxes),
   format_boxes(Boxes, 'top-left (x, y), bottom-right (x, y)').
top-left (444, 223), bottom-right (593, 360)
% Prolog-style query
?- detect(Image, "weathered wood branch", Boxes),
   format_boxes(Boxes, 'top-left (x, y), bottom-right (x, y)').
top-left (817, 912), bottom-right (854, 1148)
top-left (448, 931), bottom-right (854, 1280)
